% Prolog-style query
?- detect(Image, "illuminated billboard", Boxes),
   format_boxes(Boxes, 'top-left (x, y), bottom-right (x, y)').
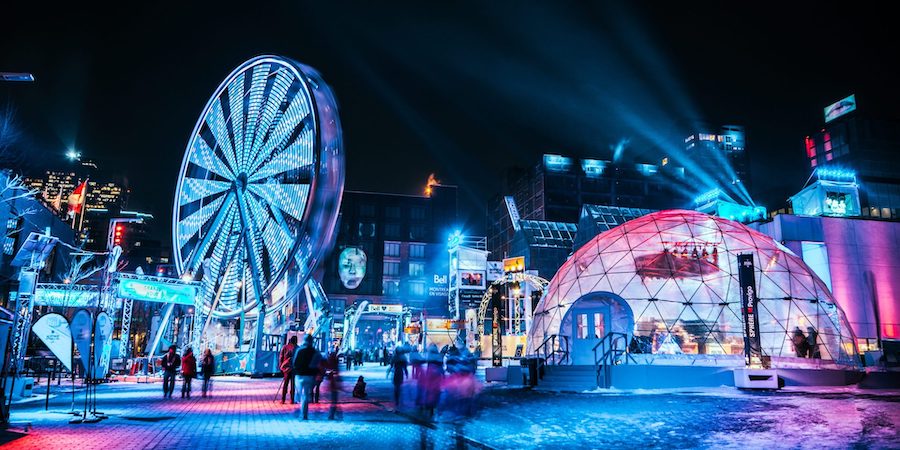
top-left (824, 94), bottom-right (856, 123)
top-left (825, 191), bottom-right (850, 216)
top-left (459, 271), bottom-right (485, 289)
top-left (338, 247), bottom-right (367, 289)
top-left (117, 278), bottom-right (197, 305)
top-left (33, 287), bottom-right (98, 308)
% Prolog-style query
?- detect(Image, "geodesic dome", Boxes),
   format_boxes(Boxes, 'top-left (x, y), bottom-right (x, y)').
top-left (527, 210), bottom-right (860, 369)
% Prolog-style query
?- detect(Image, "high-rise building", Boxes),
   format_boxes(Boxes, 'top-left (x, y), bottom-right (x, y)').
top-left (802, 94), bottom-right (900, 219)
top-left (24, 171), bottom-right (128, 218)
top-left (683, 124), bottom-right (751, 195)
top-left (487, 153), bottom-right (687, 259)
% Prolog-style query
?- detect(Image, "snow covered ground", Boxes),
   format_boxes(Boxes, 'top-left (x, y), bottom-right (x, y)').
top-left (462, 385), bottom-right (900, 449)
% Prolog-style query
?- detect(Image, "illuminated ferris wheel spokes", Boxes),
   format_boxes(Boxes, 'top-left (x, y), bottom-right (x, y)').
top-left (173, 55), bottom-right (343, 319)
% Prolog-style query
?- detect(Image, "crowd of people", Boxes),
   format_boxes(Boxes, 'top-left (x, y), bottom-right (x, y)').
top-left (154, 337), bottom-right (484, 423)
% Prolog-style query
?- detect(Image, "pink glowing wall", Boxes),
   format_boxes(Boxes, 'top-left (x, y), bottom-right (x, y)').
top-left (755, 215), bottom-right (900, 341)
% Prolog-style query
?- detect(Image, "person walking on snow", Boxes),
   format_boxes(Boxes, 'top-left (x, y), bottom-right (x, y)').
top-left (292, 335), bottom-right (323, 420)
top-left (181, 347), bottom-right (197, 398)
top-left (161, 345), bottom-right (179, 399)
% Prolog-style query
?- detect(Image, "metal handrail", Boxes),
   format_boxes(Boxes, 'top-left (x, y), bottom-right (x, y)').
top-left (534, 334), bottom-right (570, 366)
top-left (592, 332), bottom-right (632, 388)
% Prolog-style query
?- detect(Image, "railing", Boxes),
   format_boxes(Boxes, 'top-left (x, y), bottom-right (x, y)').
top-left (593, 332), bottom-right (633, 388)
top-left (534, 334), bottom-right (570, 366)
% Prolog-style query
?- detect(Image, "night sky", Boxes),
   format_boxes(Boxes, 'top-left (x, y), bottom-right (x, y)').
top-left (3, 2), bottom-right (897, 241)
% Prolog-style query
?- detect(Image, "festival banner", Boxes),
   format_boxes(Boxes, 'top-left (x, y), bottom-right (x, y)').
top-left (737, 254), bottom-right (762, 364)
top-left (70, 309), bottom-right (93, 376)
top-left (94, 312), bottom-right (114, 378)
top-left (31, 313), bottom-right (73, 371)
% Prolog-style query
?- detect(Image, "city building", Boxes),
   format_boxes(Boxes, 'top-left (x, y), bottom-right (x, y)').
top-left (1, 171), bottom-right (76, 308)
top-left (24, 168), bottom-right (130, 252)
top-left (750, 214), bottom-right (899, 356)
top-left (803, 94), bottom-right (900, 219)
top-left (682, 123), bottom-right (751, 197)
top-left (488, 153), bottom-right (687, 261)
top-left (317, 186), bottom-right (458, 347)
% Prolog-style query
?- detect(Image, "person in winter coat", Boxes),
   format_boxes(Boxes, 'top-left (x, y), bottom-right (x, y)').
top-left (806, 327), bottom-right (821, 359)
top-left (280, 336), bottom-right (298, 404)
top-left (181, 347), bottom-right (197, 398)
top-left (292, 335), bottom-right (323, 420)
top-left (388, 349), bottom-right (408, 408)
top-left (791, 327), bottom-right (808, 358)
top-left (200, 349), bottom-right (215, 398)
top-left (160, 345), bottom-right (180, 399)
top-left (352, 376), bottom-right (367, 399)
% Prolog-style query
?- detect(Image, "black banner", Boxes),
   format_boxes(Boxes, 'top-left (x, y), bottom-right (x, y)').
top-left (737, 254), bottom-right (762, 364)
top-left (491, 305), bottom-right (502, 367)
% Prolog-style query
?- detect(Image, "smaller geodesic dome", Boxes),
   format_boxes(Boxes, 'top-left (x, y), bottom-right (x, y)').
top-left (527, 210), bottom-right (860, 369)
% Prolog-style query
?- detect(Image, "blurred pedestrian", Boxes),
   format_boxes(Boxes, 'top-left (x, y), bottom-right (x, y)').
top-left (292, 335), bottom-right (323, 420)
top-left (792, 327), bottom-right (808, 358)
top-left (388, 349), bottom-right (408, 408)
top-left (181, 347), bottom-right (196, 399)
top-left (420, 344), bottom-right (443, 418)
top-left (325, 351), bottom-right (342, 420)
top-left (161, 345), bottom-right (179, 399)
top-left (807, 327), bottom-right (821, 359)
top-left (280, 336), bottom-right (298, 404)
top-left (200, 349), bottom-right (215, 398)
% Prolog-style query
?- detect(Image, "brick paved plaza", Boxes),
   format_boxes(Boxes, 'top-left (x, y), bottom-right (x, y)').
top-left (3, 364), bottom-right (900, 449)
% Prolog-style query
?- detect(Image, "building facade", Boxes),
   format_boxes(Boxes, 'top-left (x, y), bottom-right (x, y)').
top-left (803, 95), bottom-right (900, 220)
top-left (318, 186), bottom-right (458, 322)
top-left (488, 153), bottom-right (687, 260)
top-left (683, 124), bottom-right (751, 195)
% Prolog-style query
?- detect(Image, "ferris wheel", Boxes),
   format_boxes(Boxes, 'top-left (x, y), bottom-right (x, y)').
top-left (173, 55), bottom-right (343, 319)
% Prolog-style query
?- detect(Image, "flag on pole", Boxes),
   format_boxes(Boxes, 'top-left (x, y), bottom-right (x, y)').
top-left (67, 181), bottom-right (87, 217)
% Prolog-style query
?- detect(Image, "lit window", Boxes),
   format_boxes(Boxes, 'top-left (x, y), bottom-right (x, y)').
top-left (409, 243), bottom-right (425, 259)
top-left (577, 314), bottom-right (588, 339)
top-left (382, 279), bottom-right (400, 296)
top-left (383, 261), bottom-right (399, 276)
top-left (384, 241), bottom-right (400, 257)
top-left (409, 262), bottom-right (425, 277)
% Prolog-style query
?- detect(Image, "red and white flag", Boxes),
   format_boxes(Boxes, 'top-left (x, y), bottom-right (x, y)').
top-left (67, 181), bottom-right (87, 216)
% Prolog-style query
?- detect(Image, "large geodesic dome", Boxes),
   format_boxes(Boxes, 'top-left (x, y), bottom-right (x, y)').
top-left (527, 210), bottom-right (860, 369)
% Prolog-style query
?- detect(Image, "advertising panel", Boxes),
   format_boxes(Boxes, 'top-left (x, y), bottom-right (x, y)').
top-left (338, 247), bottom-right (367, 290)
top-left (486, 261), bottom-right (503, 281)
top-left (94, 312), bottom-right (114, 378)
top-left (31, 313), bottom-right (73, 371)
top-left (737, 254), bottom-right (763, 365)
top-left (70, 309), bottom-right (92, 376)
top-left (117, 278), bottom-right (196, 305)
top-left (459, 271), bottom-right (485, 289)
top-left (33, 287), bottom-right (98, 308)
top-left (824, 94), bottom-right (857, 123)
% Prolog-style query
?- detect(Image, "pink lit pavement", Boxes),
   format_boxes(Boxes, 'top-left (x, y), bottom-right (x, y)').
top-left (1, 364), bottom-right (481, 450)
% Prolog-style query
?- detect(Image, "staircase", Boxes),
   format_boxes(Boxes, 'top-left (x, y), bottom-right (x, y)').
top-left (535, 365), bottom-right (600, 392)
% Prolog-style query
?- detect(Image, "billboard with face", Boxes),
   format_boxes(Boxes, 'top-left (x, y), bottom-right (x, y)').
top-left (339, 247), bottom-right (367, 289)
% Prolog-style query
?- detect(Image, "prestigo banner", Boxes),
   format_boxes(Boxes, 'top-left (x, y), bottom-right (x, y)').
top-left (31, 313), bottom-right (73, 371)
